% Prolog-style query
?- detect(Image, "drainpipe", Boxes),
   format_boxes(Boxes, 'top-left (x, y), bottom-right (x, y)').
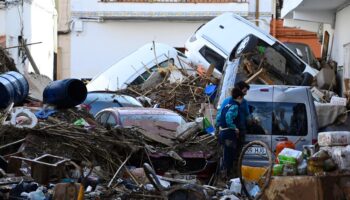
top-left (255, 0), bottom-right (259, 27)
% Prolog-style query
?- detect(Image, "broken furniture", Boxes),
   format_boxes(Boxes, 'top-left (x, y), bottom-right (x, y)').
top-left (9, 154), bottom-right (70, 185)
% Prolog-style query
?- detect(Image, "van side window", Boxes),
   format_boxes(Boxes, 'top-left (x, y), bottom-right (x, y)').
top-left (246, 102), bottom-right (272, 135)
top-left (199, 46), bottom-right (225, 72)
top-left (272, 103), bottom-right (307, 136)
top-left (130, 59), bottom-right (174, 86)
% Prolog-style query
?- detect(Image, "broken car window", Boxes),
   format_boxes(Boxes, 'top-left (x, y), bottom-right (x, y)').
top-left (130, 59), bottom-right (175, 86)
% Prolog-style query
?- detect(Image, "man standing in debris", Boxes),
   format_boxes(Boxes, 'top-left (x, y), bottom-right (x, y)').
top-left (216, 88), bottom-right (244, 178)
top-left (233, 81), bottom-right (251, 150)
top-left (216, 81), bottom-right (250, 148)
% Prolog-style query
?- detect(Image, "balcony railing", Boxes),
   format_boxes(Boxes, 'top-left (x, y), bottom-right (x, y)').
top-left (100, 0), bottom-right (247, 3)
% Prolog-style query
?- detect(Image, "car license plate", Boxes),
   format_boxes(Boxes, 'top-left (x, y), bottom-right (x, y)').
top-left (246, 146), bottom-right (267, 155)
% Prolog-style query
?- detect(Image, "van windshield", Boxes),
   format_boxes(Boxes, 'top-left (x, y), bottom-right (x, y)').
top-left (199, 45), bottom-right (226, 72)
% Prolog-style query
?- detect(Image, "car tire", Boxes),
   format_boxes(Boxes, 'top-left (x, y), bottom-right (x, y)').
top-left (234, 34), bottom-right (259, 58)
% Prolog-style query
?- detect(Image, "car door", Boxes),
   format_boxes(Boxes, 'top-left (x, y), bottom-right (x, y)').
top-left (272, 86), bottom-right (312, 152)
top-left (244, 85), bottom-right (273, 166)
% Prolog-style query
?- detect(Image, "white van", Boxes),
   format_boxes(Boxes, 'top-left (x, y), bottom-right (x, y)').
top-left (87, 43), bottom-right (194, 92)
top-left (185, 12), bottom-right (318, 79)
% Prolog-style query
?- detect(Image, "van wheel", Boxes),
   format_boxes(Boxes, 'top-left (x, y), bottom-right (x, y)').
top-left (238, 140), bottom-right (273, 200)
top-left (235, 34), bottom-right (259, 58)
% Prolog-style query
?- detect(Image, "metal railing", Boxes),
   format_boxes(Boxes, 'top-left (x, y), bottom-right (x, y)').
top-left (100, 0), bottom-right (247, 3)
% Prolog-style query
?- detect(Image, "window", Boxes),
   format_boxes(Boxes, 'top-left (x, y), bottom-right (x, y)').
top-left (96, 112), bottom-right (110, 126)
top-left (106, 114), bottom-right (116, 126)
top-left (272, 103), bottom-right (307, 136)
top-left (130, 59), bottom-right (174, 86)
top-left (246, 102), bottom-right (273, 135)
top-left (246, 101), bottom-right (308, 136)
top-left (199, 46), bottom-right (225, 72)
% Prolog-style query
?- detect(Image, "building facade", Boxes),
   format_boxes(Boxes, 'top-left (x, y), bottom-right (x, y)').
top-left (0, 0), bottom-right (57, 79)
top-left (57, 0), bottom-right (274, 80)
top-left (281, 0), bottom-right (350, 94)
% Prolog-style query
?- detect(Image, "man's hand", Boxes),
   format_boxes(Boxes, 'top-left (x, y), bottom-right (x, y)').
top-left (235, 128), bottom-right (240, 138)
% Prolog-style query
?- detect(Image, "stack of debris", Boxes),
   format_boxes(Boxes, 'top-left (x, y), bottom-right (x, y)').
top-left (0, 46), bottom-right (17, 73)
top-left (0, 105), bottom-right (221, 199)
top-left (0, 64), bottom-right (223, 199)
top-left (125, 76), bottom-right (211, 121)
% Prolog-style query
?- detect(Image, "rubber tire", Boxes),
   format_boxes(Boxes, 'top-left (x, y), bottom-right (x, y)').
top-left (238, 141), bottom-right (273, 200)
top-left (234, 34), bottom-right (259, 58)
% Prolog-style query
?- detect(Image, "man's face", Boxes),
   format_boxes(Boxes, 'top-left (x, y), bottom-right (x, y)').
top-left (242, 87), bottom-right (248, 96)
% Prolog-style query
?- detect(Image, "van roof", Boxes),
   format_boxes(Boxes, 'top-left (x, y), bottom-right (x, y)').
top-left (87, 43), bottom-right (179, 92)
top-left (198, 12), bottom-right (275, 57)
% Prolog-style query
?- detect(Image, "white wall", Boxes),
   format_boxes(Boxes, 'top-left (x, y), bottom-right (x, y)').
top-left (4, 0), bottom-right (56, 79)
top-left (71, 0), bottom-right (249, 15)
top-left (0, 10), bottom-right (5, 35)
top-left (70, 20), bottom-right (203, 79)
top-left (332, 5), bottom-right (350, 66)
top-left (247, 0), bottom-right (273, 32)
top-left (67, 0), bottom-right (252, 79)
top-left (283, 19), bottom-right (321, 33)
top-left (281, 0), bottom-right (303, 18)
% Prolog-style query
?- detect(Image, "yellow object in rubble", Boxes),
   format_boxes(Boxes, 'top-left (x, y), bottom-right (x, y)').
top-left (77, 184), bottom-right (84, 200)
top-left (241, 165), bottom-right (268, 182)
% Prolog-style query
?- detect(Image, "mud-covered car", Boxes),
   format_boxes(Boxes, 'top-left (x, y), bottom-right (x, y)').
top-left (95, 107), bottom-right (217, 181)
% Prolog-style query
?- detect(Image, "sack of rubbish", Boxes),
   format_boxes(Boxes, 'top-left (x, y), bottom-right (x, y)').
top-left (318, 131), bottom-right (350, 147)
top-left (321, 145), bottom-right (350, 170)
top-left (277, 148), bottom-right (303, 165)
top-left (307, 150), bottom-right (331, 175)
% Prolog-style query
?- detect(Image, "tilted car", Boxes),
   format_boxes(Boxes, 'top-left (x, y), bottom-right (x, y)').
top-left (87, 42), bottom-right (194, 92)
top-left (185, 12), bottom-right (318, 80)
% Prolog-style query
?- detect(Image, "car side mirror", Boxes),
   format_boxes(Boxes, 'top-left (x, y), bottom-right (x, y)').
top-left (296, 48), bottom-right (303, 58)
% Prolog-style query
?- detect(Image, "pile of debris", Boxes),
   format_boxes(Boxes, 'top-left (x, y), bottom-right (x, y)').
top-left (0, 46), bottom-right (16, 73)
top-left (126, 76), bottom-right (213, 121)
top-left (0, 104), bottom-right (222, 199)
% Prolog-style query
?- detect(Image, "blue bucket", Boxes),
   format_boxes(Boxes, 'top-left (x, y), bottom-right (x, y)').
top-left (0, 71), bottom-right (29, 108)
top-left (43, 79), bottom-right (87, 108)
